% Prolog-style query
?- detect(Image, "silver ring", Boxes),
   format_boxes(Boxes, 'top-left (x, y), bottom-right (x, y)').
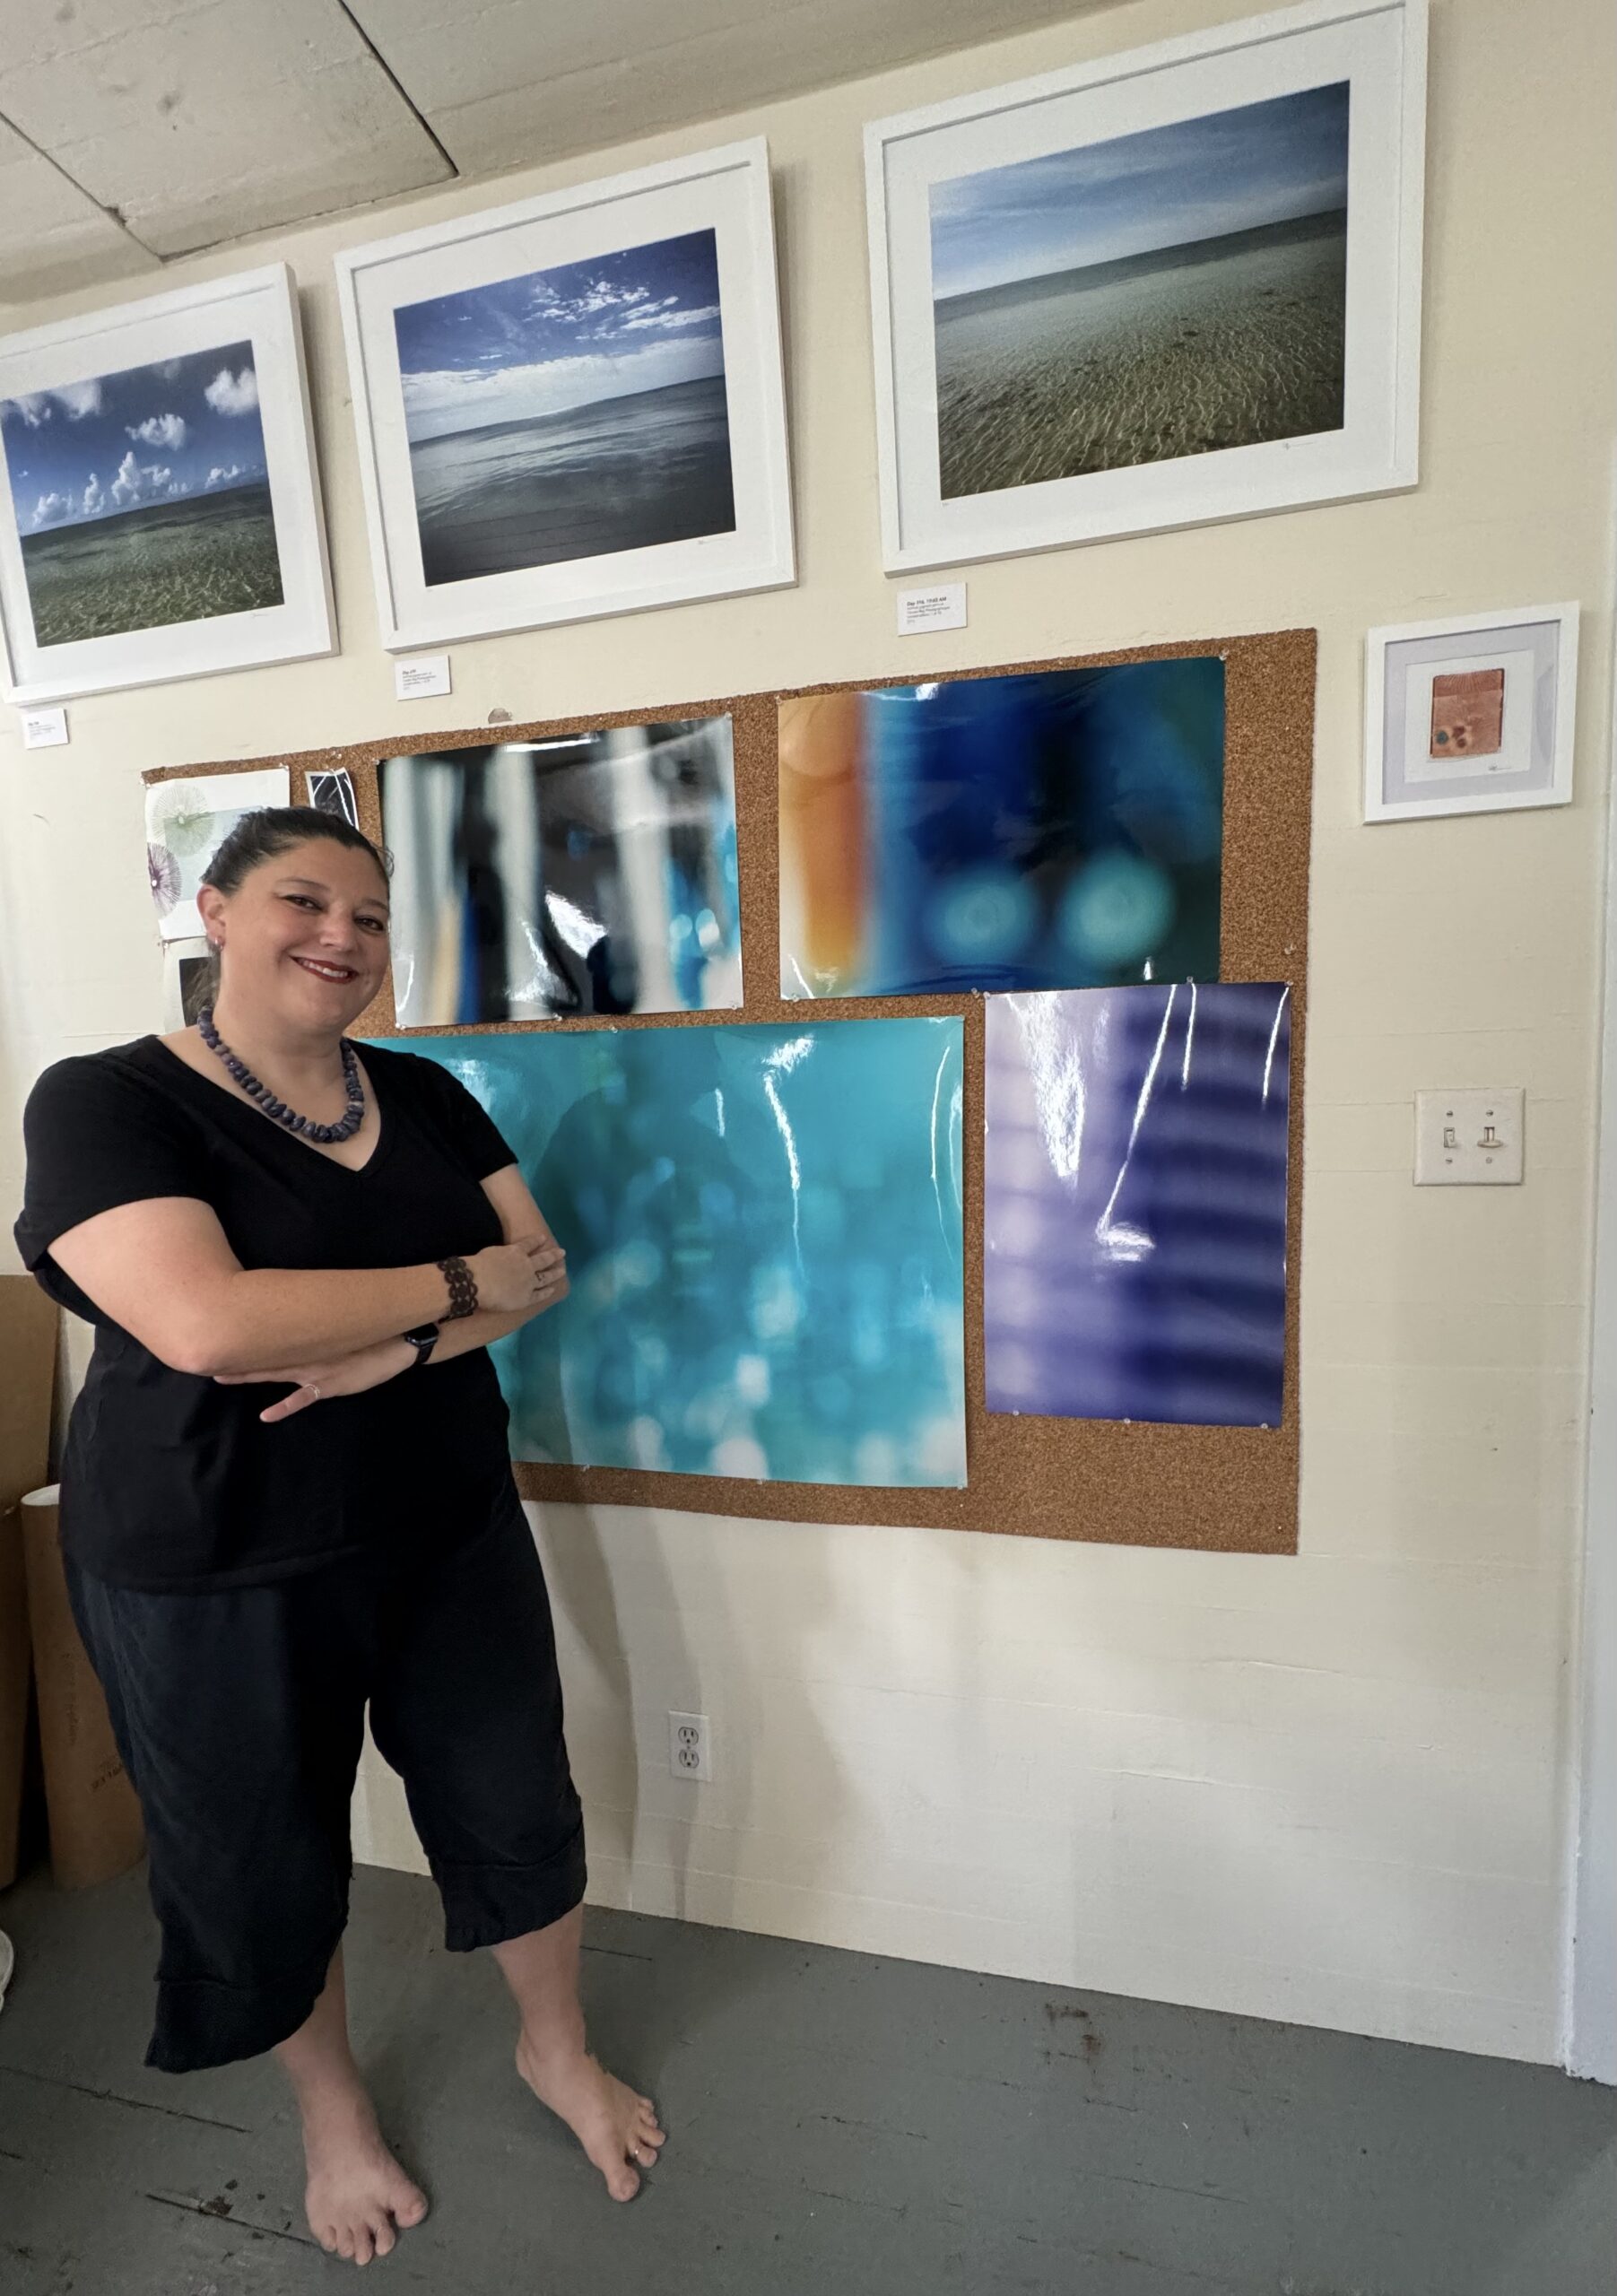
top-left (307, 1381), bottom-right (321, 1402)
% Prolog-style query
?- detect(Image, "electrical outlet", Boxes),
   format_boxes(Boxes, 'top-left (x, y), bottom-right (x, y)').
top-left (668, 1712), bottom-right (712, 1781)
top-left (1413, 1088), bottom-right (1526, 1186)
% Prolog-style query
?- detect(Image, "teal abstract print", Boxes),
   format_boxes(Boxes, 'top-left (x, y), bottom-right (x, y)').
top-left (387, 1018), bottom-right (966, 1486)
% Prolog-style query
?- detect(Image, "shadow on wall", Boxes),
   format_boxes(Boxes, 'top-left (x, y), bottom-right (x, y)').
top-left (538, 1492), bottom-right (848, 2081)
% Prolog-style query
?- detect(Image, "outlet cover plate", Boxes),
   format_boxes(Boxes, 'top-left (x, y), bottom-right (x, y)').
top-left (1414, 1088), bottom-right (1525, 1185)
top-left (668, 1711), bottom-right (711, 1781)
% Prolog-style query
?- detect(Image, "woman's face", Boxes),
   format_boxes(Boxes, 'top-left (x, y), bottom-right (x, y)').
top-left (201, 839), bottom-right (391, 1032)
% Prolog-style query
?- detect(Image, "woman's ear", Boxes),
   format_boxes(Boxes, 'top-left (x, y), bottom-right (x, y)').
top-left (196, 883), bottom-right (226, 947)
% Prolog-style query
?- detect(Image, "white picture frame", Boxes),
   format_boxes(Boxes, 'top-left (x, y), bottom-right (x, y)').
top-left (1363, 603), bottom-right (1580, 822)
top-left (334, 137), bottom-right (795, 651)
top-left (865, 0), bottom-right (1428, 574)
top-left (0, 265), bottom-right (334, 705)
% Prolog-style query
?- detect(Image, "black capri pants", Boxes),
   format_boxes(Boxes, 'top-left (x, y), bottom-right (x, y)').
top-left (65, 1483), bottom-right (587, 2074)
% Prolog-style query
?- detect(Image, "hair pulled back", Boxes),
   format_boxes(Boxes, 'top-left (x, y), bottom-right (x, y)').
top-left (196, 806), bottom-right (391, 996)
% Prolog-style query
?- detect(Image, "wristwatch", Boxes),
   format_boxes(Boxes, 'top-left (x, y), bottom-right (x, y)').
top-left (402, 1321), bottom-right (440, 1369)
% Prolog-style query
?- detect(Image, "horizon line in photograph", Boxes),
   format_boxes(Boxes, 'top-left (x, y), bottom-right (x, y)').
top-left (929, 82), bottom-right (1352, 304)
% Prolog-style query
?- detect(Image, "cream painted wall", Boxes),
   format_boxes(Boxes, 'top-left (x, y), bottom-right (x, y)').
top-left (2, 0), bottom-right (1613, 2066)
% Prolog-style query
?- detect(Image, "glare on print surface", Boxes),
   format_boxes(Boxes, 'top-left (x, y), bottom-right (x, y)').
top-left (389, 1018), bottom-right (967, 1486)
top-left (984, 981), bottom-right (1291, 1427)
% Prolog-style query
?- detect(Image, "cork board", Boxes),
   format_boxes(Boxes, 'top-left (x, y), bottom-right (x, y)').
top-left (146, 629), bottom-right (1315, 1552)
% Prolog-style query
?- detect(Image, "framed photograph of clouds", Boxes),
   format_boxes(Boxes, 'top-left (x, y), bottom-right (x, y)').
top-left (1364, 603), bottom-right (1580, 822)
top-left (865, 0), bottom-right (1427, 572)
top-left (0, 265), bottom-right (334, 705)
top-left (334, 138), bottom-right (795, 650)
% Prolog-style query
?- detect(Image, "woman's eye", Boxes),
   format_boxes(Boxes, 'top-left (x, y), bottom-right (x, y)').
top-left (360, 917), bottom-right (387, 934)
top-left (286, 895), bottom-right (319, 911)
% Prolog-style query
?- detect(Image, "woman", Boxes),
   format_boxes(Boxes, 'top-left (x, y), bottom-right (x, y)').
top-left (13, 806), bottom-right (665, 2265)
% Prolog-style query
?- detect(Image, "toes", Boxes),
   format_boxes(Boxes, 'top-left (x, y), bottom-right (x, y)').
top-left (353, 2224), bottom-right (375, 2266)
top-left (396, 2193), bottom-right (429, 2228)
top-left (337, 2227), bottom-right (356, 2261)
top-left (607, 2162), bottom-right (641, 2203)
top-left (371, 2216), bottom-right (396, 2259)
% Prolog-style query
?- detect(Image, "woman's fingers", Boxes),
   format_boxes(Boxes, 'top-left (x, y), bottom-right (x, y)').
top-left (260, 1384), bottom-right (321, 1423)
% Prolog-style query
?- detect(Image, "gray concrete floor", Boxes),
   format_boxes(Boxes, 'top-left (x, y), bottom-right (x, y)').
top-left (0, 1861), bottom-right (1612, 2296)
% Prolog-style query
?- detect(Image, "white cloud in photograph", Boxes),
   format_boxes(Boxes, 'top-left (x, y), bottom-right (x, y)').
top-left (110, 448), bottom-right (175, 510)
top-left (127, 412), bottom-right (187, 450)
top-left (54, 379), bottom-right (103, 420)
top-left (204, 365), bottom-right (259, 416)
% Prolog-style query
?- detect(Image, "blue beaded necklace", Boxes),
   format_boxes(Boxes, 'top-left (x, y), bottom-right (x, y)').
top-left (196, 1007), bottom-right (367, 1144)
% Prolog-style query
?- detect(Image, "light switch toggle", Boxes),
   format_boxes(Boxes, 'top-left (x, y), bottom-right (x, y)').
top-left (1414, 1089), bottom-right (1526, 1186)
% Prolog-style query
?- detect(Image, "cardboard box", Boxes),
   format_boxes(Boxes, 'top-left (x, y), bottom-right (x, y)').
top-left (21, 1490), bottom-right (144, 1892)
top-left (0, 1275), bottom-right (58, 1889)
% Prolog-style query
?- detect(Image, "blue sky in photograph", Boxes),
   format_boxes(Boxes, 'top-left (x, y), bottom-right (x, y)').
top-left (930, 83), bottom-right (1351, 301)
top-left (0, 342), bottom-right (268, 535)
top-left (394, 227), bottom-right (727, 445)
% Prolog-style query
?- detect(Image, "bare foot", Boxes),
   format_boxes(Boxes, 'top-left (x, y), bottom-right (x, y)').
top-left (301, 2092), bottom-right (429, 2266)
top-left (516, 2036), bottom-right (666, 2202)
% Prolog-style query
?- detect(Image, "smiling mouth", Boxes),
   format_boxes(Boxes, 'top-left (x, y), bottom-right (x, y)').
top-left (292, 956), bottom-right (360, 984)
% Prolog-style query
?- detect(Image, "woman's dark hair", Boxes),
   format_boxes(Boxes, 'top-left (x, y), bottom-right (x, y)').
top-left (198, 806), bottom-right (392, 994)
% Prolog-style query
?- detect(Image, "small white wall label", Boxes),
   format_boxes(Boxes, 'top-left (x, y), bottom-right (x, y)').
top-left (897, 582), bottom-right (967, 636)
top-left (21, 707), bottom-right (68, 749)
top-left (396, 653), bottom-right (452, 700)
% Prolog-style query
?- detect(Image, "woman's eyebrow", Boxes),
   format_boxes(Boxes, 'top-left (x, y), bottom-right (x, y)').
top-left (276, 874), bottom-right (389, 909)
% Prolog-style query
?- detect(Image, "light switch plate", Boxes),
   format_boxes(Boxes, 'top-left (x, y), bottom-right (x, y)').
top-left (1414, 1088), bottom-right (1525, 1185)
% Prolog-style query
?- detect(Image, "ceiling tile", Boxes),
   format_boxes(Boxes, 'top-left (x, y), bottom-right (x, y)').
top-left (351, 0), bottom-right (1110, 178)
top-left (0, 0), bottom-right (453, 260)
top-left (0, 117), bottom-right (159, 309)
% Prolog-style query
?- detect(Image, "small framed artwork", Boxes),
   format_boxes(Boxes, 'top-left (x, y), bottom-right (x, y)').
top-left (864, 0), bottom-right (1428, 573)
top-left (335, 138), bottom-right (795, 650)
top-left (161, 936), bottom-right (214, 1031)
top-left (1363, 604), bottom-right (1580, 822)
top-left (0, 265), bottom-right (334, 705)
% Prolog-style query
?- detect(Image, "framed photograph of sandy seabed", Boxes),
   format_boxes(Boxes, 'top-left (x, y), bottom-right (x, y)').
top-left (0, 265), bottom-right (334, 704)
top-left (865, 0), bottom-right (1428, 571)
top-left (335, 139), bottom-right (795, 650)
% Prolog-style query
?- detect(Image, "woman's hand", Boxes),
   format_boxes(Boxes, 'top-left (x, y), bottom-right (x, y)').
top-left (466, 1236), bottom-right (569, 1314)
top-left (213, 1337), bottom-right (414, 1423)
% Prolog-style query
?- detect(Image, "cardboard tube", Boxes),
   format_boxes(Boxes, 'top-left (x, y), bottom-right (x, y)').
top-left (20, 1488), bottom-right (144, 1891)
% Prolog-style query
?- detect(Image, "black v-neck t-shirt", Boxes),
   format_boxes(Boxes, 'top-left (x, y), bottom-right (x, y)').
top-left (14, 1037), bottom-right (519, 1590)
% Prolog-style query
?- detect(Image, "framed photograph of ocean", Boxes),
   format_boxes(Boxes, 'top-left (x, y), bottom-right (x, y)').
top-left (335, 139), bottom-right (795, 648)
top-left (0, 265), bottom-right (334, 704)
top-left (865, 0), bottom-right (1427, 571)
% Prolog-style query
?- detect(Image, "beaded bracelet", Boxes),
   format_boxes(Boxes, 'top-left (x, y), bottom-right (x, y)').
top-left (437, 1256), bottom-right (479, 1321)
